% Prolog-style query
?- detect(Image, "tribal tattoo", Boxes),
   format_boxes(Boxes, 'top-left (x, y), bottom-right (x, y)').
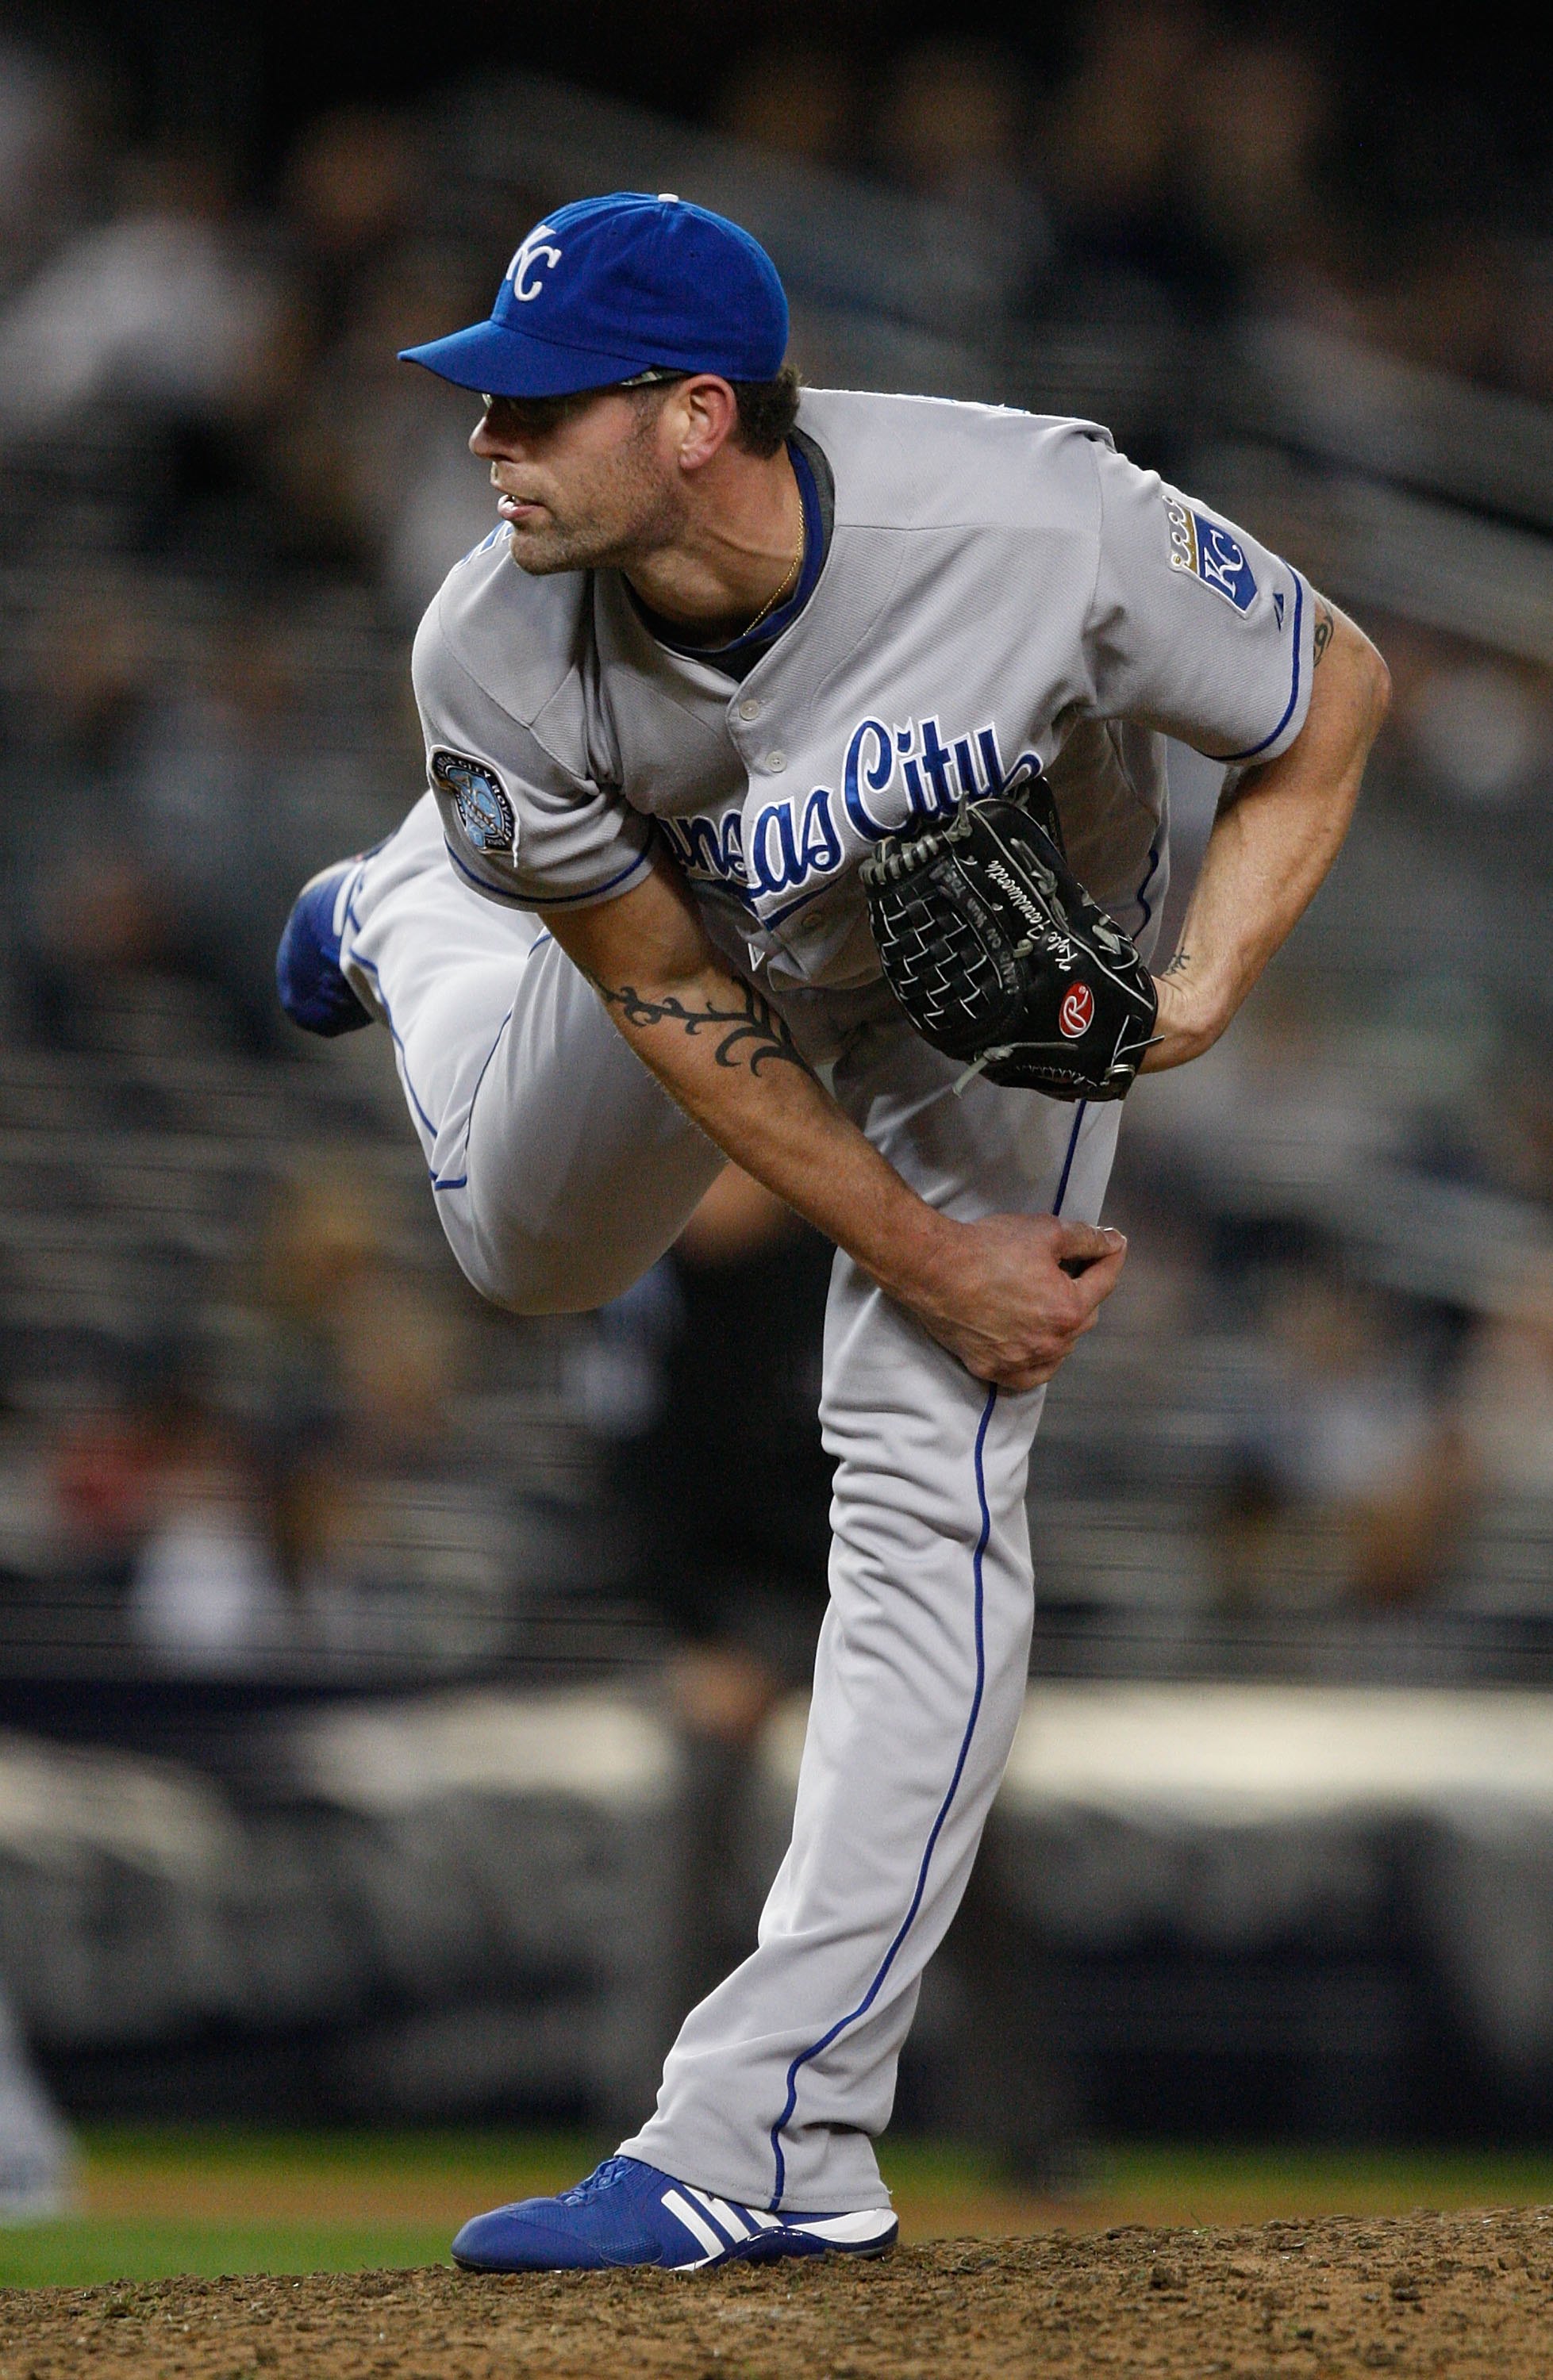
top-left (585, 970), bottom-right (813, 1078)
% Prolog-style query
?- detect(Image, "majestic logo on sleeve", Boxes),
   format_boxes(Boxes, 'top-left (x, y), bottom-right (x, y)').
top-left (1163, 492), bottom-right (1258, 613)
top-left (430, 748), bottom-right (517, 858)
top-left (505, 224), bottom-right (563, 303)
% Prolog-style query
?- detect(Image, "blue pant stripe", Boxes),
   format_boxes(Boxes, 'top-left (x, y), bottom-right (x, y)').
top-left (352, 958), bottom-right (441, 1144)
top-left (1051, 1102), bottom-right (1088, 1217)
top-left (767, 1379), bottom-right (998, 2208)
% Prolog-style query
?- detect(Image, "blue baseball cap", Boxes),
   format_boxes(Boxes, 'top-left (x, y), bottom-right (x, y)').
top-left (400, 191), bottom-right (789, 397)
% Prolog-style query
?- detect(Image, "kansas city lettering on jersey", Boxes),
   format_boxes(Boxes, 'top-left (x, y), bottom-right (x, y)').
top-left (659, 804), bottom-right (746, 885)
top-left (658, 713), bottom-right (1041, 906)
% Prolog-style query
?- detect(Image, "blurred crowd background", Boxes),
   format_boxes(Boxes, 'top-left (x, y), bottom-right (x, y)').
top-left (0, 0), bottom-right (1550, 2216)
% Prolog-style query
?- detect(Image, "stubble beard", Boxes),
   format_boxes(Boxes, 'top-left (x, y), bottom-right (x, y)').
top-left (504, 412), bottom-right (682, 578)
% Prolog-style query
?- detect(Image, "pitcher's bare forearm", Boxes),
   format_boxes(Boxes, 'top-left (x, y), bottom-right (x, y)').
top-left (539, 861), bottom-right (1126, 1390)
top-left (585, 971), bottom-right (810, 1085)
top-left (1144, 597), bottom-right (1390, 1070)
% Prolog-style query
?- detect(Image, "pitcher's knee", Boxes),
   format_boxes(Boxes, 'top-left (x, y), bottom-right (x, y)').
top-left (445, 1211), bottom-right (653, 1317)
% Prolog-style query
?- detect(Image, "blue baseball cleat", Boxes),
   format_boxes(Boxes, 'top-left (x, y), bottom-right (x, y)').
top-left (275, 860), bottom-right (374, 1037)
top-left (449, 2155), bottom-right (898, 2272)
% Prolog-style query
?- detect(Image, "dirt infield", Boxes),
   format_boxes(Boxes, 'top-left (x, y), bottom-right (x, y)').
top-left (3, 2208), bottom-right (1552, 2378)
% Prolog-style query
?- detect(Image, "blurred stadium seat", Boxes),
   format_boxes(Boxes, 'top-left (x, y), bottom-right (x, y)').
top-left (0, 1691), bottom-right (680, 2126)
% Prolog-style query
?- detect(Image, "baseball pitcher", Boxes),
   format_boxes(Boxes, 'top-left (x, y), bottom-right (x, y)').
top-left (276, 194), bottom-right (1388, 2270)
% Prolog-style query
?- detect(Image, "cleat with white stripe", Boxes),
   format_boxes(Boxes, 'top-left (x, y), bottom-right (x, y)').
top-left (450, 2156), bottom-right (898, 2273)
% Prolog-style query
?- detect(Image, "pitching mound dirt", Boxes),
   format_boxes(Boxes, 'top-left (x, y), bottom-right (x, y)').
top-left (4, 2209), bottom-right (1551, 2377)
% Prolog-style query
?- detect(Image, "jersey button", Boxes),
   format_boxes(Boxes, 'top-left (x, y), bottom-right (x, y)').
top-left (737, 697), bottom-right (762, 721)
top-left (763, 750), bottom-right (787, 773)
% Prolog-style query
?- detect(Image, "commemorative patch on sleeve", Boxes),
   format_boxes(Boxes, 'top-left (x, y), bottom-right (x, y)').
top-left (1163, 493), bottom-right (1258, 613)
top-left (430, 748), bottom-right (517, 859)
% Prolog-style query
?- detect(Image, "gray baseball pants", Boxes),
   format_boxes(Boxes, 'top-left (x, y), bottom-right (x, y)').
top-left (344, 794), bottom-right (1124, 2214)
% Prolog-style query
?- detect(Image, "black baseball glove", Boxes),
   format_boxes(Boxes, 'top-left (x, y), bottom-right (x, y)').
top-left (858, 770), bottom-right (1159, 1101)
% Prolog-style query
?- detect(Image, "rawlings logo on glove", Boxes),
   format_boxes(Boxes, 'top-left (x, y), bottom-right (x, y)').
top-left (858, 770), bottom-right (1159, 1102)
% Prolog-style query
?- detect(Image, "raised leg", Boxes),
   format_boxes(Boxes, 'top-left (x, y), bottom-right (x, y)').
top-left (342, 797), bottom-right (724, 1313)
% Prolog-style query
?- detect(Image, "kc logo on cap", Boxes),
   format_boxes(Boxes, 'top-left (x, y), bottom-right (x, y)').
top-left (400, 190), bottom-right (789, 401)
top-left (506, 223), bottom-right (563, 304)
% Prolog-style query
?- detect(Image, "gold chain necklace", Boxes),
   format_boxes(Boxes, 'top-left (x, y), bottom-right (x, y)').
top-left (739, 511), bottom-right (805, 642)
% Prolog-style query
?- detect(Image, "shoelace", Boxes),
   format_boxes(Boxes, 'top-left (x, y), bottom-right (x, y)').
top-left (558, 2157), bottom-right (636, 2205)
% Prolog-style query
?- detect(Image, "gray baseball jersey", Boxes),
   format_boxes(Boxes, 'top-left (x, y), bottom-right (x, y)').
top-left (413, 387), bottom-right (1312, 995)
top-left (342, 390), bottom-right (1320, 2217)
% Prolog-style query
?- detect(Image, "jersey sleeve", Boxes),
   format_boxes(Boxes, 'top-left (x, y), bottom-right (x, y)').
top-left (1081, 441), bottom-right (1315, 765)
top-left (411, 601), bottom-right (655, 913)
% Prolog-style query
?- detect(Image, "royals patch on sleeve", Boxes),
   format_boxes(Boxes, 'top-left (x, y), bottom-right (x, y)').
top-left (1162, 493), bottom-right (1258, 613)
top-left (431, 747), bottom-right (518, 860)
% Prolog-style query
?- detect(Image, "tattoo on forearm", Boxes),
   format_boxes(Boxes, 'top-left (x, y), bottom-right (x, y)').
top-left (585, 970), bottom-right (813, 1078)
top-left (1163, 950), bottom-right (1192, 976)
top-left (1313, 599), bottom-right (1334, 668)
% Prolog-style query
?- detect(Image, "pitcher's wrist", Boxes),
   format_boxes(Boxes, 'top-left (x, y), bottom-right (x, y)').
top-left (861, 1196), bottom-right (960, 1312)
